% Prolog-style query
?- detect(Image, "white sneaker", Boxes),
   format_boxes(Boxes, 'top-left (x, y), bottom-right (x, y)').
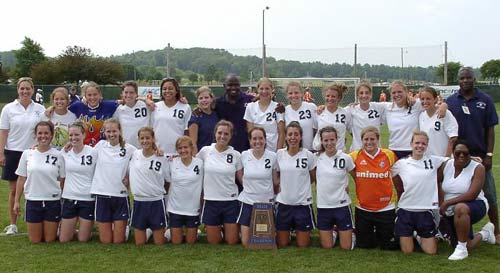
top-left (413, 231), bottom-right (422, 246)
top-left (332, 230), bottom-right (338, 246)
top-left (4, 224), bottom-right (17, 235)
top-left (351, 231), bottom-right (356, 250)
top-left (448, 246), bottom-right (468, 261)
top-left (480, 222), bottom-right (496, 245)
top-left (164, 228), bottom-right (171, 242)
top-left (145, 228), bottom-right (153, 242)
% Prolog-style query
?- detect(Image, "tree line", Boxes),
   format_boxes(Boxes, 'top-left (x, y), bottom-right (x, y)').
top-left (1, 37), bottom-right (500, 85)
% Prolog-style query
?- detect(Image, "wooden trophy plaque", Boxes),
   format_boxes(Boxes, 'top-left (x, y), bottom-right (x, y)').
top-left (247, 202), bottom-right (276, 250)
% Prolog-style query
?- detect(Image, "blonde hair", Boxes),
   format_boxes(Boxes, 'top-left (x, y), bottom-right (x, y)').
top-left (411, 130), bottom-right (429, 143)
top-left (69, 121), bottom-right (86, 135)
top-left (17, 77), bottom-right (34, 89)
top-left (104, 118), bottom-right (125, 148)
top-left (213, 120), bottom-right (234, 138)
top-left (257, 77), bottom-right (274, 89)
top-left (175, 136), bottom-right (194, 151)
top-left (81, 81), bottom-right (102, 100)
top-left (196, 86), bottom-right (213, 98)
top-left (50, 87), bottom-right (69, 105)
top-left (389, 80), bottom-right (410, 109)
top-left (285, 81), bottom-right (302, 94)
top-left (323, 82), bottom-right (349, 99)
top-left (355, 81), bottom-right (373, 96)
top-left (360, 126), bottom-right (380, 140)
top-left (137, 127), bottom-right (158, 151)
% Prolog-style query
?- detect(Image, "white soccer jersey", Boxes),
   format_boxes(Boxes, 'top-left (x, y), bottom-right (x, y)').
top-left (167, 157), bottom-right (204, 216)
top-left (197, 144), bottom-right (242, 201)
top-left (275, 148), bottom-right (316, 205)
top-left (129, 150), bottom-right (169, 201)
top-left (392, 155), bottom-right (446, 210)
top-left (61, 145), bottom-right (97, 201)
top-left (152, 101), bottom-right (192, 154)
top-left (0, 100), bottom-right (45, 151)
top-left (15, 148), bottom-right (64, 201)
top-left (313, 107), bottom-right (352, 151)
top-left (284, 102), bottom-right (318, 151)
top-left (238, 149), bottom-right (276, 205)
top-left (383, 100), bottom-right (423, 151)
top-left (90, 141), bottom-right (136, 197)
top-left (244, 101), bottom-right (284, 152)
top-left (419, 110), bottom-right (458, 156)
top-left (442, 160), bottom-right (488, 211)
top-left (113, 100), bottom-right (151, 148)
top-left (345, 102), bottom-right (386, 151)
top-left (41, 111), bottom-right (77, 150)
top-left (316, 151), bottom-right (355, 208)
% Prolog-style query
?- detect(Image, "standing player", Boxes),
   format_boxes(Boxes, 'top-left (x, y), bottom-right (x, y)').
top-left (41, 87), bottom-right (77, 150)
top-left (274, 121), bottom-right (316, 248)
top-left (91, 118), bottom-right (136, 244)
top-left (13, 121), bottom-right (64, 243)
top-left (284, 81), bottom-right (318, 151)
top-left (188, 86), bottom-right (219, 154)
top-left (0, 77), bottom-right (45, 235)
top-left (391, 131), bottom-right (446, 254)
top-left (244, 77), bottom-right (285, 151)
top-left (152, 78), bottom-right (191, 155)
top-left (167, 136), bottom-right (204, 244)
top-left (312, 83), bottom-right (352, 151)
top-left (59, 122), bottom-right (97, 243)
top-left (345, 81), bottom-right (386, 152)
top-left (315, 126), bottom-right (355, 250)
top-left (113, 81), bottom-right (151, 148)
top-left (418, 86), bottom-right (458, 156)
top-left (237, 127), bottom-right (277, 246)
top-left (349, 126), bottom-right (398, 250)
top-left (198, 120), bottom-right (243, 245)
top-left (129, 127), bottom-right (169, 245)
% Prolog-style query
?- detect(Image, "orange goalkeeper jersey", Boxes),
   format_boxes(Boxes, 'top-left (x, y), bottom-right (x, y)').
top-left (350, 148), bottom-right (397, 211)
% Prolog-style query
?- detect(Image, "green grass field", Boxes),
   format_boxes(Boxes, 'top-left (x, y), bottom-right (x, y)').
top-left (0, 104), bottom-right (498, 273)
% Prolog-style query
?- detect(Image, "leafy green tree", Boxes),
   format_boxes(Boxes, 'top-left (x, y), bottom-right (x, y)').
top-left (480, 59), bottom-right (500, 80)
top-left (436, 62), bottom-right (461, 85)
top-left (205, 65), bottom-right (217, 83)
top-left (188, 73), bottom-right (198, 84)
top-left (31, 60), bottom-right (61, 84)
top-left (13, 37), bottom-right (47, 77)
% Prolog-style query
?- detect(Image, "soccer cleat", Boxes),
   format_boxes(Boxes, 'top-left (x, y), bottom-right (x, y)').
top-left (448, 246), bottom-right (468, 261)
top-left (480, 222), bottom-right (496, 245)
top-left (4, 224), bottom-right (18, 235)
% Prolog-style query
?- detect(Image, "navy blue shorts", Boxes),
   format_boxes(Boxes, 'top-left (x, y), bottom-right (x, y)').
top-left (94, 196), bottom-right (130, 223)
top-left (2, 149), bottom-right (22, 181)
top-left (62, 199), bottom-right (95, 220)
top-left (201, 200), bottom-right (239, 226)
top-left (275, 203), bottom-right (315, 232)
top-left (317, 206), bottom-right (354, 231)
top-left (168, 212), bottom-right (199, 228)
top-left (440, 199), bottom-right (487, 245)
top-left (131, 200), bottom-right (167, 230)
top-left (394, 209), bottom-right (436, 238)
top-left (237, 202), bottom-right (254, 226)
top-left (393, 150), bottom-right (411, 161)
top-left (25, 200), bottom-right (61, 223)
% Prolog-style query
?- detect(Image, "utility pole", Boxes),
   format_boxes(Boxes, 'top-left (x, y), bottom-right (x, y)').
top-left (354, 44), bottom-right (357, 77)
top-left (262, 6), bottom-right (270, 77)
top-left (444, 41), bottom-right (448, 85)
top-left (166, 43), bottom-right (170, 78)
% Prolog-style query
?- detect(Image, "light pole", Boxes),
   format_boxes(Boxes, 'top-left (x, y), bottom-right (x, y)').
top-left (262, 6), bottom-right (270, 77)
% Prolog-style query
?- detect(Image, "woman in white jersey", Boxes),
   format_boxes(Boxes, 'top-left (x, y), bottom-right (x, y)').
top-left (439, 140), bottom-right (496, 260)
top-left (275, 121), bottom-right (316, 248)
top-left (0, 77), bottom-right (45, 235)
top-left (59, 122), bottom-right (97, 243)
top-left (167, 136), bottom-right (204, 244)
top-left (41, 87), bottom-right (77, 150)
top-left (284, 81), bottom-right (318, 151)
top-left (382, 80), bottom-right (447, 159)
top-left (244, 78), bottom-right (285, 151)
top-left (315, 126), bottom-right (355, 250)
top-left (198, 120), bottom-right (243, 245)
top-left (152, 78), bottom-right (192, 155)
top-left (391, 131), bottom-right (447, 254)
top-left (13, 121), bottom-right (64, 243)
top-left (418, 86), bottom-right (458, 157)
top-left (91, 118), bottom-right (136, 244)
top-left (345, 81), bottom-right (385, 152)
top-left (129, 127), bottom-right (169, 245)
top-left (113, 81), bottom-right (151, 148)
top-left (237, 127), bottom-right (277, 246)
top-left (313, 83), bottom-right (351, 151)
